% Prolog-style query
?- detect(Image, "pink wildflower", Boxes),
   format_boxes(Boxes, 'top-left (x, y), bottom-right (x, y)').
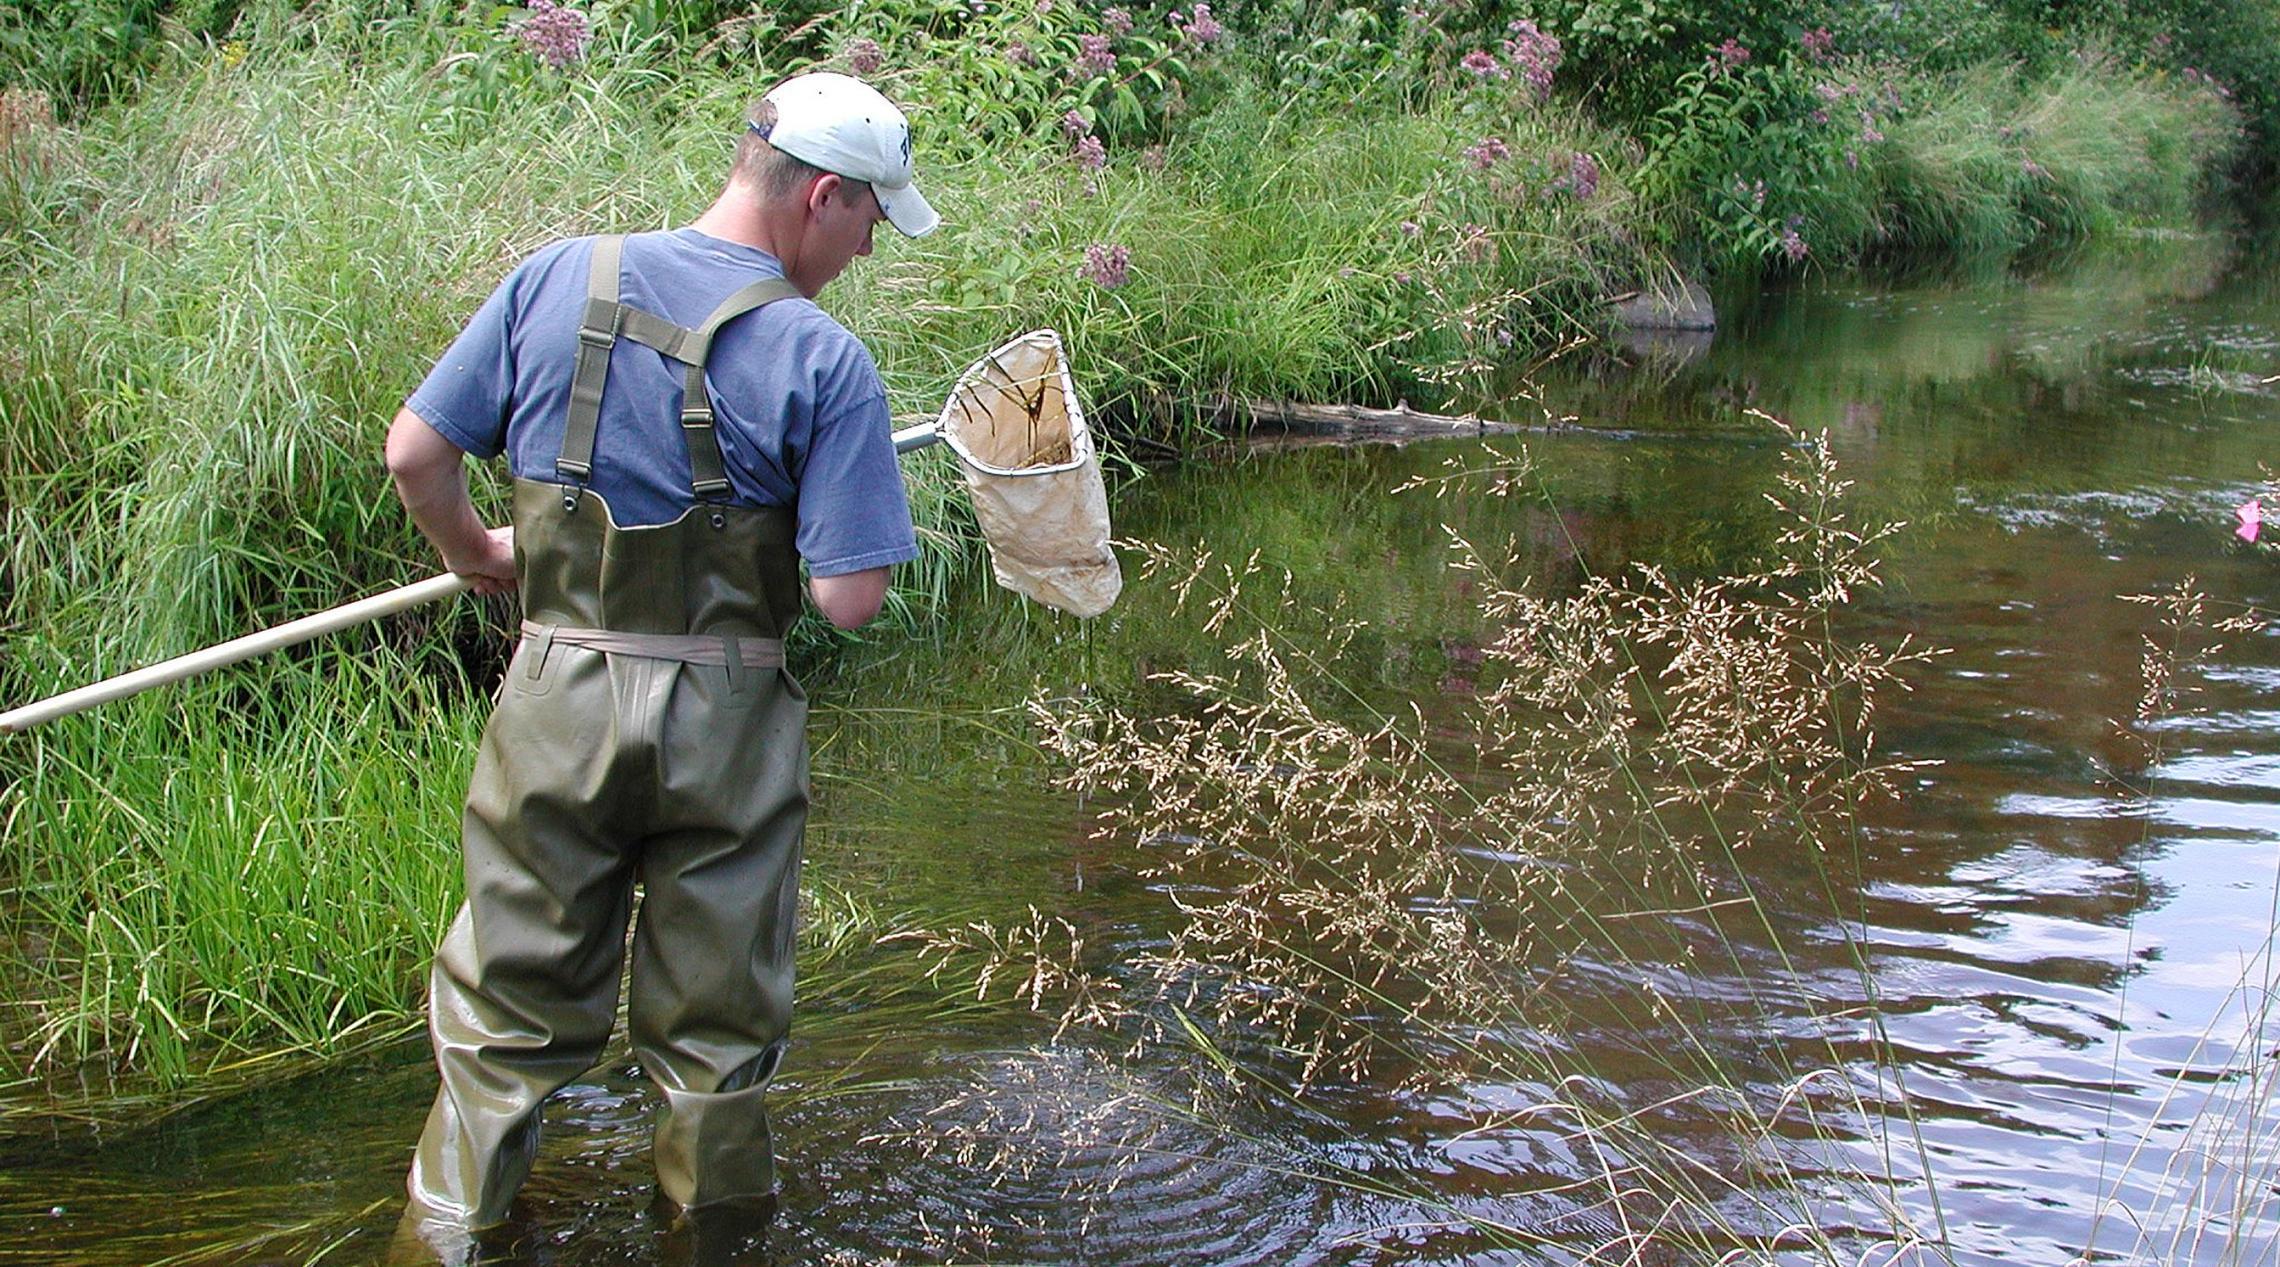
top-left (1457, 222), bottom-right (1495, 263)
top-left (1061, 109), bottom-right (1093, 140)
top-left (1800, 26), bottom-right (1835, 62)
top-left (1177, 2), bottom-right (1224, 44)
top-left (1081, 242), bottom-right (1131, 289)
top-left (1103, 7), bottom-right (1133, 34)
top-left (512, 0), bottom-right (590, 70)
top-left (1005, 42), bottom-right (1037, 67)
top-left (1460, 49), bottom-right (1508, 80)
top-left (1138, 144), bottom-right (1168, 172)
top-left (1561, 150), bottom-right (1599, 199)
top-left (1860, 112), bottom-right (1884, 145)
top-left (1502, 20), bottom-right (1561, 101)
top-left (1464, 136), bottom-right (1510, 169)
top-left (1713, 38), bottom-right (1750, 71)
top-left (1077, 33), bottom-right (1117, 75)
top-left (1780, 219), bottom-right (1808, 262)
top-left (1071, 134), bottom-right (1107, 171)
top-left (845, 38), bottom-right (884, 76)
top-left (2238, 498), bottom-right (2262, 543)
top-left (1399, 219), bottom-right (1420, 237)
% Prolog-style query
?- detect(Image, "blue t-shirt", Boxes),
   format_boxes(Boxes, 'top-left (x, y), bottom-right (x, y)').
top-left (408, 229), bottom-right (918, 578)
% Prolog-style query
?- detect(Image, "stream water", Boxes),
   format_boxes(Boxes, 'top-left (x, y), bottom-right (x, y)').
top-left (5, 232), bottom-right (2279, 1265)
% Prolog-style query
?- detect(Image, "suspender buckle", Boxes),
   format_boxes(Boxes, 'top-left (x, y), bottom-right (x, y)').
top-left (554, 460), bottom-right (592, 512)
top-left (680, 406), bottom-right (713, 428)
top-left (577, 301), bottom-right (623, 349)
top-left (694, 478), bottom-right (732, 500)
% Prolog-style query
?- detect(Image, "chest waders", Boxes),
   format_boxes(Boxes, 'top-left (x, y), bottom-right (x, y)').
top-left (407, 238), bottom-right (811, 1232)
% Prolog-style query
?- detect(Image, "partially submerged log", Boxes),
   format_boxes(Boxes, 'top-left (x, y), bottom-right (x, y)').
top-left (1208, 394), bottom-right (1530, 452)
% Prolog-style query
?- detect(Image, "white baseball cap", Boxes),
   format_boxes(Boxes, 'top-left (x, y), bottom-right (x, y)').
top-left (757, 72), bottom-right (939, 238)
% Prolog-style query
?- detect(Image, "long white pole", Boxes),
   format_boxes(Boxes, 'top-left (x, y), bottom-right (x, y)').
top-left (0, 572), bottom-right (472, 735)
top-left (0, 424), bottom-right (946, 737)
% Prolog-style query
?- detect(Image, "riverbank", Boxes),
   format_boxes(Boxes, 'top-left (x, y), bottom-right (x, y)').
top-left (0, 1), bottom-right (2255, 1108)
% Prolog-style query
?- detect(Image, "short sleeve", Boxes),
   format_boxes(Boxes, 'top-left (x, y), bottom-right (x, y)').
top-left (405, 270), bottom-right (521, 459)
top-left (793, 345), bottom-right (919, 577)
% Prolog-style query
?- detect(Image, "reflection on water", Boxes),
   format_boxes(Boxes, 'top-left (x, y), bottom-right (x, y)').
top-left (7, 233), bottom-right (2280, 1264)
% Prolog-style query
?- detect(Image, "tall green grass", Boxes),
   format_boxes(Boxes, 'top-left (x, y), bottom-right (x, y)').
top-left (0, 649), bottom-right (475, 1090)
top-left (1869, 55), bottom-right (2236, 257)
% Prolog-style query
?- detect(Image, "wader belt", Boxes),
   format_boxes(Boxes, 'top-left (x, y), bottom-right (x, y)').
top-left (559, 235), bottom-right (801, 506)
top-left (520, 621), bottom-right (787, 668)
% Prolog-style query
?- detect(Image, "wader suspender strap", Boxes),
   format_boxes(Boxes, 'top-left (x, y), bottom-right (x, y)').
top-left (555, 235), bottom-right (800, 507)
top-left (559, 236), bottom-right (623, 500)
top-left (676, 278), bottom-right (801, 500)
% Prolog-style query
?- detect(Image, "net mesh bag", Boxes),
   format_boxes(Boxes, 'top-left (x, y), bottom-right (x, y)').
top-left (937, 329), bottom-right (1122, 618)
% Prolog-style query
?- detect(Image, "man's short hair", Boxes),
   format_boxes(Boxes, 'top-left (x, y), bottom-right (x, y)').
top-left (734, 100), bottom-right (870, 204)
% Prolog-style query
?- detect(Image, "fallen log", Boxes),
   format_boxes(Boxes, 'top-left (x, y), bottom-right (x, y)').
top-left (1207, 394), bottom-right (1530, 451)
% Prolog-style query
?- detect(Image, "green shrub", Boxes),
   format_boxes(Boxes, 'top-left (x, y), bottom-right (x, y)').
top-left (2089, 0), bottom-right (2280, 182)
top-left (1636, 36), bottom-right (2241, 271)
top-left (0, 0), bottom-right (251, 110)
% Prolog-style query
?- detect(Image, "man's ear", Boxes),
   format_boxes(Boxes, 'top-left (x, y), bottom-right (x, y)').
top-left (805, 172), bottom-right (843, 216)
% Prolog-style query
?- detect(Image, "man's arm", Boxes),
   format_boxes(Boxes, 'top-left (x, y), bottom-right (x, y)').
top-left (809, 567), bottom-right (889, 629)
top-left (385, 406), bottom-right (518, 597)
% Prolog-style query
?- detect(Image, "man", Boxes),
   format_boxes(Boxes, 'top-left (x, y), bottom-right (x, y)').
top-left (384, 71), bottom-right (936, 1251)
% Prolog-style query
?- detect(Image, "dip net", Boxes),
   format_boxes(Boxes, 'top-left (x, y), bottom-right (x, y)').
top-left (937, 330), bottom-right (1122, 618)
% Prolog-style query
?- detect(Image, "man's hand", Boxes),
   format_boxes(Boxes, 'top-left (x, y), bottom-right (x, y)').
top-left (386, 406), bottom-right (520, 597)
top-left (449, 524), bottom-right (519, 598)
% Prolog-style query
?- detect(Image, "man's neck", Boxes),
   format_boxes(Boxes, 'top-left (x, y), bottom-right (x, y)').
top-left (689, 183), bottom-right (796, 262)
